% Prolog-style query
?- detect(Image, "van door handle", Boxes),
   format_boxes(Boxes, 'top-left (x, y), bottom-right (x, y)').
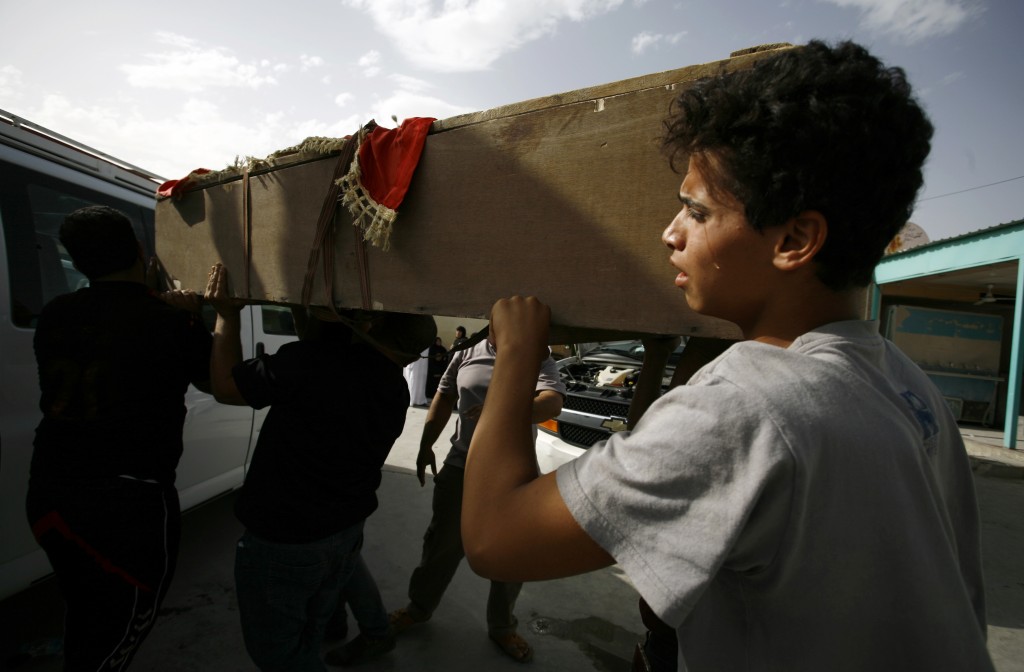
top-left (256, 342), bottom-right (265, 357)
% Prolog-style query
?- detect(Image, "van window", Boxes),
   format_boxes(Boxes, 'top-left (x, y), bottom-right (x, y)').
top-left (261, 305), bottom-right (297, 335)
top-left (0, 162), bottom-right (150, 328)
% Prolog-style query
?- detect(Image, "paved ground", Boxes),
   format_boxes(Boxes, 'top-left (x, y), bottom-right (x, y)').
top-left (3, 408), bottom-right (1023, 671)
top-left (962, 419), bottom-right (1024, 480)
top-left (979, 475), bottom-right (1024, 672)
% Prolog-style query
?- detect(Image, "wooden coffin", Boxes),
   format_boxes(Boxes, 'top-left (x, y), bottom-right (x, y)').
top-left (155, 45), bottom-right (793, 340)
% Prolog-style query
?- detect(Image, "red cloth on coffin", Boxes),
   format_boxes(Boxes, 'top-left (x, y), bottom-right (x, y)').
top-left (356, 117), bottom-right (435, 211)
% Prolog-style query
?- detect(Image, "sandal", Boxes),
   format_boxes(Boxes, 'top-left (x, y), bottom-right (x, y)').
top-left (489, 632), bottom-right (534, 663)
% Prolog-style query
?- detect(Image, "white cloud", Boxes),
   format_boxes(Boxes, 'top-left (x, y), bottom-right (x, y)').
top-left (342, 0), bottom-right (626, 72)
top-left (358, 50), bottom-right (383, 78)
top-left (153, 32), bottom-right (196, 49)
top-left (0, 65), bottom-right (24, 100)
top-left (820, 0), bottom-right (980, 42)
top-left (917, 69), bottom-right (966, 98)
top-left (24, 93), bottom-right (363, 178)
top-left (631, 30), bottom-right (687, 54)
top-left (367, 90), bottom-right (477, 128)
top-left (287, 115), bottom-right (366, 142)
top-left (36, 95), bottom-right (122, 135)
top-left (120, 32), bottom-right (282, 92)
top-left (631, 31), bottom-right (659, 54)
top-left (939, 70), bottom-right (965, 86)
top-left (389, 73), bottom-right (433, 93)
top-left (300, 54), bottom-right (324, 71)
top-left (16, 32), bottom-right (474, 181)
top-left (20, 85), bottom-right (472, 180)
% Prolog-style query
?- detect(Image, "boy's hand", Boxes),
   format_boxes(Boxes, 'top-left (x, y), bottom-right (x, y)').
top-left (416, 445), bottom-right (437, 486)
top-left (205, 263), bottom-right (245, 317)
top-left (488, 296), bottom-right (550, 363)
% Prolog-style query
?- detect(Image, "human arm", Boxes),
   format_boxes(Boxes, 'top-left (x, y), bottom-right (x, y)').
top-left (530, 389), bottom-right (563, 423)
top-left (462, 388), bottom-right (562, 424)
top-left (158, 288), bottom-right (203, 314)
top-left (462, 296), bottom-right (613, 582)
top-left (417, 391), bottom-right (457, 486)
top-left (205, 263), bottom-right (248, 405)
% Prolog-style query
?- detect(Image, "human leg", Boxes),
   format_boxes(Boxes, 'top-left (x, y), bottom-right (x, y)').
top-left (485, 580), bottom-right (523, 636)
top-left (341, 553), bottom-right (389, 638)
top-left (404, 465), bottom-right (467, 620)
top-left (235, 524), bottom-right (363, 672)
top-left (27, 478), bottom-right (180, 671)
top-left (323, 597), bottom-right (348, 644)
top-left (638, 597), bottom-right (678, 672)
top-left (235, 531), bottom-right (324, 671)
top-left (324, 539), bottom-right (396, 666)
top-left (486, 581), bottom-right (532, 663)
top-left (324, 578), bottom-right (396, 668)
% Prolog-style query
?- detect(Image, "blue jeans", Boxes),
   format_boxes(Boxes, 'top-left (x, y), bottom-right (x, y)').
top-left (338, 554), bottom-right (391, 638)
top-left (234, 521), bottom-right (388, 671)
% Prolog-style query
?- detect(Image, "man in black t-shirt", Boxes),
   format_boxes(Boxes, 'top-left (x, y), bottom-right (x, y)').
top-left (450, 325), bottom-right (468, 350)
top-left (26, 205), bottom-right (212, 670)
top-left (206, 263), bottom-right (436, 670)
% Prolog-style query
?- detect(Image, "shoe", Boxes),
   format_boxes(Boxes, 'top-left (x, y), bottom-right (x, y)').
top-left (324, 633), bottom-right (396, 667)
top-left (388, 607), bottom-right (428, 635)
top-left (489, 631), bottom-right (534, 663)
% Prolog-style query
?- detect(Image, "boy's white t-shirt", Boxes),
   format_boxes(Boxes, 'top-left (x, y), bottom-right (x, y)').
top-left (558, 320), bottom-right (992, 672)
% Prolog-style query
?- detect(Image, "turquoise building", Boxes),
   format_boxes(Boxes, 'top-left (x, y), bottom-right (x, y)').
top-left (873, 219), bottom-right (1024, 449)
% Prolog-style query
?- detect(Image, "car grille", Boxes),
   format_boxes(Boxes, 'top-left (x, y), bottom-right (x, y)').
top-left (564, 395), bottom-right (630, 418)
top-left (558, 423), bottom-right (611, 448)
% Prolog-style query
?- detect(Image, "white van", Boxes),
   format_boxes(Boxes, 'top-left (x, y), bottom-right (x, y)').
top-left (0, 109), bottom-right (296, 600)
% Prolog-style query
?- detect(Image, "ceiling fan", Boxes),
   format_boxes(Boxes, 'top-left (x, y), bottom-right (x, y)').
top-left (974, 284), bottom-right (1015, 305)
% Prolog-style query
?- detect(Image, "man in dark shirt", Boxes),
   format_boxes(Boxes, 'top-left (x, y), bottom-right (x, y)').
top-left (26, 205), bottom-right (212, 670)
top-left (450, 325), bottom-right (468, 350)
top-left (206, 262), bottom-right (436, 670)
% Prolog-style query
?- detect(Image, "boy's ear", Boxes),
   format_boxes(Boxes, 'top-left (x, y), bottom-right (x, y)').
top-left (773, 210), bottom-right (827, 271)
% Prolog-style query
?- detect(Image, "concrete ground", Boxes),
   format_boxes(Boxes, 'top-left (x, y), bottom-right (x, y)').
top-left (961, 417), bottom-right (1024, 480)
top-left (3, 408), bottom-right (1024, 671)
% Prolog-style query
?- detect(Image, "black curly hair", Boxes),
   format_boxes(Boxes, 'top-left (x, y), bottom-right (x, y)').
top-left (60, 205), bottom-right (141, 280)
top-left (664, 40), bottom-right (933, 290)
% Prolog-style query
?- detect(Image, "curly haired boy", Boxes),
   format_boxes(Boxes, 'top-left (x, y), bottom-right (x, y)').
top-left (462, 41), bottom-right (994, 672)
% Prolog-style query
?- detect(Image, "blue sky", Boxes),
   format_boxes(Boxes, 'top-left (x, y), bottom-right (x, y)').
top-left (1, 0), bottom-right (1019, 242)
